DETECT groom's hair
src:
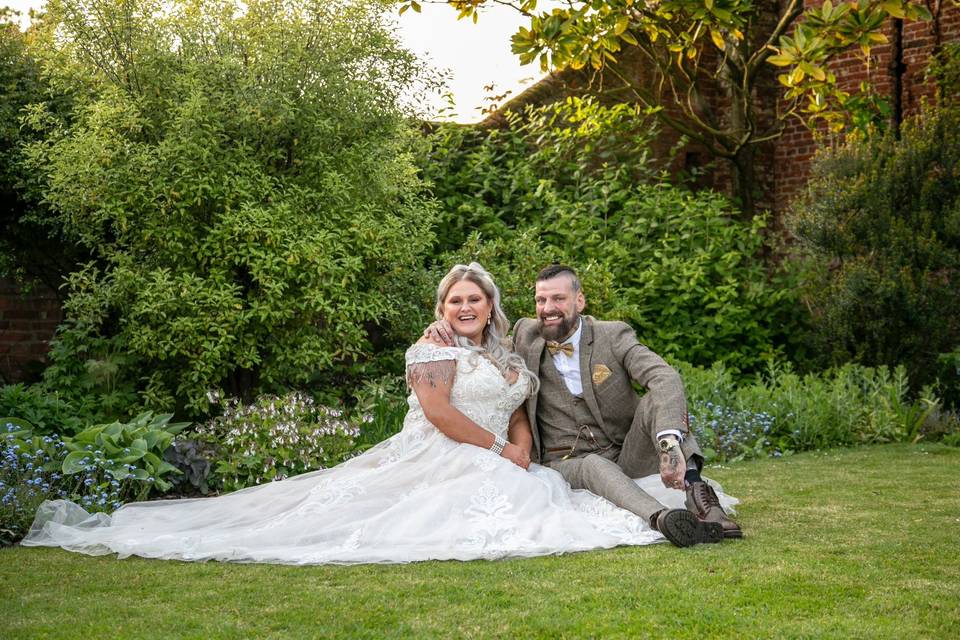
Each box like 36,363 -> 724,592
536,264 -> 581,293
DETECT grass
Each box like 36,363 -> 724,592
2,443 -> 959,639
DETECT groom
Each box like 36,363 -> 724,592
511,264 -> 741,547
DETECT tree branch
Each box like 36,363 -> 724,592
746,0 -> 804,77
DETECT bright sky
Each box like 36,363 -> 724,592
5,0 -> 550,123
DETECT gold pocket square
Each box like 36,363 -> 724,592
592,364 -> 611,386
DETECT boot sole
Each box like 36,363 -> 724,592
659,509 -> 724,547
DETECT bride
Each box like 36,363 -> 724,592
23,263 -> 731,564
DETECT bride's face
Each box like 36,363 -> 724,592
443,280 -> 492,344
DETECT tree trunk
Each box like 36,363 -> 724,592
723,59 -> 759,219
731,146 -> 758,219
890,18 -> 906,139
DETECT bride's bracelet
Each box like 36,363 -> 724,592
490,434 -> 507,456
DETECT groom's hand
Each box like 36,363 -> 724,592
423,319 -> 456,346
658,437 -> 686,490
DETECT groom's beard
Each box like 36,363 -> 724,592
537,312 -> 578,342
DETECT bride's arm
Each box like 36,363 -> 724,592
408,350 -> 529,469
507,407 -> 533,460
411,372 -> 500,450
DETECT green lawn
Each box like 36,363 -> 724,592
2,444 -> 959,639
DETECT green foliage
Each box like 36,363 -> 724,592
61,411 -> 189,499
679,360 -> 944,463
2,414 -> 187,543
162,438 -> 215,495
23,0 -> 437,414
39,321 -> 139,425
423,98 -> 805,372
198,391 -> 362,492
423,97 -> 665,253
544,186 -> 801,371
0,383 -> 83,434
928,42 -> 960,104
789,103 -> 960,398
350,375 -> 409,451
1,422 -> 67,545
0,12 -> 82,291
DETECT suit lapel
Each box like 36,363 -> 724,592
578,317 -> 606,430
525,330 -> 545,455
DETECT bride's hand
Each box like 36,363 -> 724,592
501,442 -> 531,470
422,319 -> 456,346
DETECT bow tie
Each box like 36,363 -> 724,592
546,341 -> 575,357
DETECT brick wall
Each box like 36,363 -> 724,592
0,278 -> 62,384
774,3 -> 960,212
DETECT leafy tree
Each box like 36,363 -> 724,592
23,0 -> 438,414
401,0 -> 932,216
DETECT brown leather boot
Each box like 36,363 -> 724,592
649,508 -> 724,547
685,481 -> 743,538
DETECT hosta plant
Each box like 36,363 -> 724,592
61,411 -> 190,499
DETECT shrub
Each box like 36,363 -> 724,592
423,98 -> 805,372
422,97 -> 666,254
350,375 -> 410,452
23,0 -> 438,414
197,391 -> 363,492
679,360 -> 944,462
38,323 -> 140,426
789,101 -> 960,396
0,383 -> 83,434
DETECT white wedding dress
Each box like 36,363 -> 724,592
23,344 -> 736,564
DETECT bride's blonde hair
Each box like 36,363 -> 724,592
434,262 -> 539,395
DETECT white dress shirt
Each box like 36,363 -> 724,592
550,319 -> 584,397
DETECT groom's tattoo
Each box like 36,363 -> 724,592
667,447 -> 681,470
661,447 -> 681,472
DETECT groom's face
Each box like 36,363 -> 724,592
535,275 -> 585,342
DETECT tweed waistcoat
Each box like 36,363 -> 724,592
537,351 -> 612,463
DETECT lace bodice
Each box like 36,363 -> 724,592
404,343 -> 530,440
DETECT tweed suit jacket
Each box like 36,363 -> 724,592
512,315 -> 698,474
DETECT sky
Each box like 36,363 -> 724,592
4,0 -> 550,123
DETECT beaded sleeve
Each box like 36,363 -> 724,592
404,344 -> 461,389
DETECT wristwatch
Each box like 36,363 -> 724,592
658,436 -> 680,453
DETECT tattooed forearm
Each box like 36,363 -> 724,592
667,447 -> 681,471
